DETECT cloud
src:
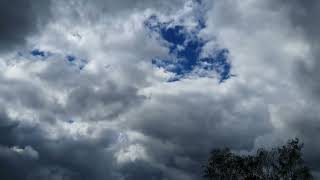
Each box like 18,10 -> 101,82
286,0 -> 320,100
0,0 -> 51,53
1,0 -> 320,179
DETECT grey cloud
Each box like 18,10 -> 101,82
276,104 -> 320,171
0,77 -> 48,109
118,160 -> 165,180
0,62 -> 148,179
0,0 -> 51,53
128,89 -> 273,179
265,0 -> 320,100
88,0 -> 184,11
72,0 -> 185,14
287,0 -> 320,100
0,145 -> 39,180
66,83 -> 145,121
267,0 -> 320,171
0,108 -> 40,180
0,55 -> 146,123
35,58 -> 146,122
2,0 -> 320,179
0,108 -> 19,147
0,112 -> 120,180
50,0 -> 185,28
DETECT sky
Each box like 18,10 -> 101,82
1,0 -> 320,179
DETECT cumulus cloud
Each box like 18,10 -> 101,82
1,0 -> 320,179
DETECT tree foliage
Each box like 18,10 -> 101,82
203,138 -> 313,180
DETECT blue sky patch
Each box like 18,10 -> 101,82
145,2 -> 232,83
65,55 -> 88,70
31,49 -> 46,57
66,55 -> 76,62
29,49 -> 88,70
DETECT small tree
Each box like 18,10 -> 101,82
203,138 -> 313,180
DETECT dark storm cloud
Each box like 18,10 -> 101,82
264,0 -> 320,174
0,146 -> 39,180
0,108 -> 18,147
118,160 -> 166,180
286,108 -> 320,169
287,0 -> 320,99
0,0 -> 51,52
0,107 -> 120,180
0,115 -> 172,180
0,72 -> 147,179
128,89 -> 273,179
0,108 -> 40,180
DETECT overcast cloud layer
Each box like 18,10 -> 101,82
1,0 -> 320,179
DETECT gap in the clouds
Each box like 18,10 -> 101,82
31,49 -> 47,57
28,49 -> 88,70
65,54 -> 88,70
66,55 -> 76,62
145,1 -> 233,83
67,119 -> 75,124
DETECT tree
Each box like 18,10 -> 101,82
203,138 -> 313,180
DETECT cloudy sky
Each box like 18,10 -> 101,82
1,0 -> 320,179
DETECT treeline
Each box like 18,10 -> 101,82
203,138 -> 313,180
